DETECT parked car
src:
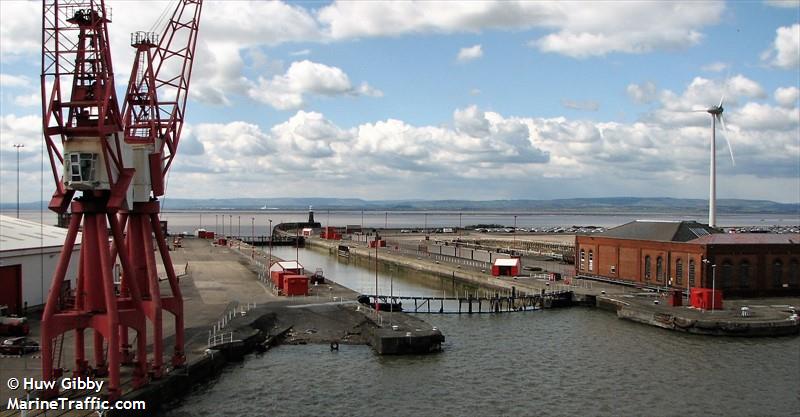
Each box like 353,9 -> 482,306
0,337 -> 39,355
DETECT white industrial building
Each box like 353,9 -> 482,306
0,215 -> 80,314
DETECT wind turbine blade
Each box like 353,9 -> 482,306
718,114 -> 735,166
718,95 -> 725,108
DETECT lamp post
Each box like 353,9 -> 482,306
458,212 -> 463,258
702,259 -> 717,312
238,215 -> 241,237
13,144 -> 24,218
513,215 -> 517,248
215,215 -> 218,234
375,231 -> 380,314
268,218 -> 273,268
384,211 -> 388,230
251,217 -> 255,259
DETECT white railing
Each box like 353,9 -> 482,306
207,302 -> 257,349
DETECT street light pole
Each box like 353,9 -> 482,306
513,215 -> 517,248
702,259 -> 717,312
251,217 -> 255,259
711,264 -> 717,312
375,232 -> 380,314
13,144 -> 24,218
268,219 -> 273,268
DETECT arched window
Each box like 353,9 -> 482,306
580,249 -> 585,271
644,255 -> 651,280
656,256 -> 664,282
773,260 -> 783,287
720,260 -> 734,289
790,260 -> 799,287
688,259 -> 696,287
588,250 -> 594,272
739,261 -> 750,288
676,258 -> 683,286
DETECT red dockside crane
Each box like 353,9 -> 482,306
40,0 -> 202,399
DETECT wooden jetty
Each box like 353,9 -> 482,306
361,291 -> 573,314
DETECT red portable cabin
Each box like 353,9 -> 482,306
270,271 -> 287,289
492,258 -> 521,276
283,275 -> 309,296
269,261 -> 303,289
690,288 -> 723,310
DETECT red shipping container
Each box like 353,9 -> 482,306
206,231 -> 215,239
690,288 -> 723,310
271,271 -> 287,289
283,274 -> 309,296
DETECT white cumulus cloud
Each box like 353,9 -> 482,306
774,86 -> 800,107
317,1 -> 723,58
247,60 -> 382,110
0,73 -> 32,88
762,23 -> 800,69
457,44 -> 483,62
627,82 -> 658,104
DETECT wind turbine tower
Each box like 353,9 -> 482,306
701,97 -> 735,228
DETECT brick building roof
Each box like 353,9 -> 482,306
599,220 -> 719,242
690,233 -> 800,245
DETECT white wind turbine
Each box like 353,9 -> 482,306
694,95 -> 735,228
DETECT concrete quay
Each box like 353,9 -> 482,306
308,237 -> 800,337
1,237 -> 443,416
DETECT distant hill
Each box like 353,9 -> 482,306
4,197 -> 797,214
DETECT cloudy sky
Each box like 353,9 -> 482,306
1,0 -> 798,204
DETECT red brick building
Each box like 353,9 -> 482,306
575,220 -> 799,297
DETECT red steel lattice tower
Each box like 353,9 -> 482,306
119,0 -> 203,378
40,0 -> 203,399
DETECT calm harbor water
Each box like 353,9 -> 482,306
162,246 -> 800,417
